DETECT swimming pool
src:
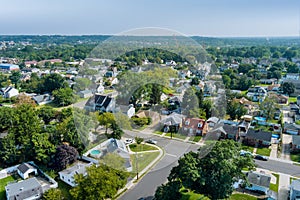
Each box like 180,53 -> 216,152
90,149 -> 101,155
254,116 -> 266,121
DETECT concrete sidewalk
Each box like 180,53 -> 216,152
278,173 -> 290,200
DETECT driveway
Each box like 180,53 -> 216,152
281,134 -> 292,160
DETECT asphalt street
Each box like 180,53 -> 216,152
119,131 -> 199,200
255,159 -> 300,177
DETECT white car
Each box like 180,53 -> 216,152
124,138 -> 134,145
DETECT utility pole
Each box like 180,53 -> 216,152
135,151 -> 139,180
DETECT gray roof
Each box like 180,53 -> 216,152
246,129 -> 272,142
292,135 -> 300,146
207,117 -> 219,124
5,177 -> 42,200
284,122 -> 300,130
17,163 -> 36,174
59,162 -> 91,176
247,171 -> 271,188
291,179 -> 300,191
160,113 -> 183,125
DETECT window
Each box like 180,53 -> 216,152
197,123 -> 202,128
185,120 -> 190,125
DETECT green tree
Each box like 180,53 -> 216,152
42,73 -> 67,93
74,78 -> 92,92
43,188 -> 63,200
161,140 -> 255,199
70,165 -> 129,200
135,136 -> 144,144
259,97 -> 278,121
227,101 -> 247,120
38,106 -> 56,124
9,71 -> 22,85
182,88 -> 198,117
150,84 -> 162,104
53,87 -> 77,106
154,181 -> 182,200
281,82 -> 295,95
97,112 -> 115,134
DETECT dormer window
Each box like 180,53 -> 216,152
185,120 -> 190,125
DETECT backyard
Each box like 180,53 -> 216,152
290,152 -> 300,162
270,173 -> 279,192
229,193 -> 258,200
0,175 -> 18,200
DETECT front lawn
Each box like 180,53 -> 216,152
289,96 -> 297,103
0,176 -> 18,199
241,144 -> 255,153
290,152 -> 300,162
130,151 -> 160,175
189,135 -> 202,142
165,132 -> 187,140
270,173 -> 279,192
129,143 -> 158,152
256,147 -> 271,156
154,131 -> 164,135
230,193 -> 258,200
180,190 -> 209,200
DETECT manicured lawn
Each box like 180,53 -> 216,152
230,193 -> 258,200
0,176 -> 18,200
165,133 -> 187,140
189,135 -> 202,142
291,152 -> 300,162
241,90 -> 247,95
289,96 -> 297,103
180,190 -> 209,200
154,131 -> 164,135
241,144 -> 255,153
129,143 -> 158,152
57,180 -> 72,199
130,151 -> 160,174
256,147 -> 271,156
270,173 -> 279,192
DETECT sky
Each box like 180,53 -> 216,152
1,0 -> 300,37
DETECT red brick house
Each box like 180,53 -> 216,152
181,118 -> 208,136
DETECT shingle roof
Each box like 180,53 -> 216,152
17,163 -> 35,174
246,129 -> 272,142
284,122 -> 300,130
292,135 -> 300,146
247,171 -> 271,188
291,179 -> 300,191
5,177 -> 42,200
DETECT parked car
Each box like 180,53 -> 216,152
254,155 -> 268,161
124,138 -> 134,145
145,139 -> 157,145
240,150 -> 253,157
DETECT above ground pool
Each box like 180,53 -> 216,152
90,149 -> 101,155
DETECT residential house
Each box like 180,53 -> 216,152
104,71 -> 117,77
284,122 -> 300,135
135,110 -> 160,123
24,60 -> 38,67
233,97 -> 253,112
0,86 -> 19,98
243,129 -> 272,147
259,78 -> 277,85
83,138 -> 132,172
176,84 -> 189,95
17,163 -> 38,180
290,179 -> 300,200
32,94 -> 53,105
59,162 -> 93,187
267,84 -> 280,92
207,123 -> 239,141
207,117 -> 220,128
166,60 -> 177,66
245,171 -> 271,195
0,63 -> 19,71
291,135 -> 300,152
116,104 -> 135,118
5,177 -> 43,200
160,113 -> 184,132
269,93 -> 288,104
96,84 -> 105,94
109,77 -> 119,85
181,118 -> 208,136
78,90 -> 93,98
247,86 -> 267,102
85,94 -> 115,112
285,73 -> 300,80
178,70 -> 191,79
204,81 -> 216,97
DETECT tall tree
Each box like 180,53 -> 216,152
70,165 -> 129,200
157,140 -> 255,199
281,82 -> 295,95
52,144 -> 79,171
53,87 -> 77,106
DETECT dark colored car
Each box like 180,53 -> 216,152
254,155 -> 268,161
145,139 -> 157,145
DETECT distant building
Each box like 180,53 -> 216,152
0,63 -> 19,71
0,86 -> 19,98
5,177 -> 43,200
78,90 -> 93,98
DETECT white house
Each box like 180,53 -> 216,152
285,73 -> 300,80
247,86 -> 267,102
59,162 -> 93,187
166,60 -> 177,66
117,104 -> 135,118
17,163 -> 38,180
0,86 -> 19,98
96,84 -> 105,94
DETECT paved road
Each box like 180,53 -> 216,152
255,159 -> 300,177
119,131 -> 199,200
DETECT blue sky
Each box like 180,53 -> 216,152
1,0 -> 300,36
